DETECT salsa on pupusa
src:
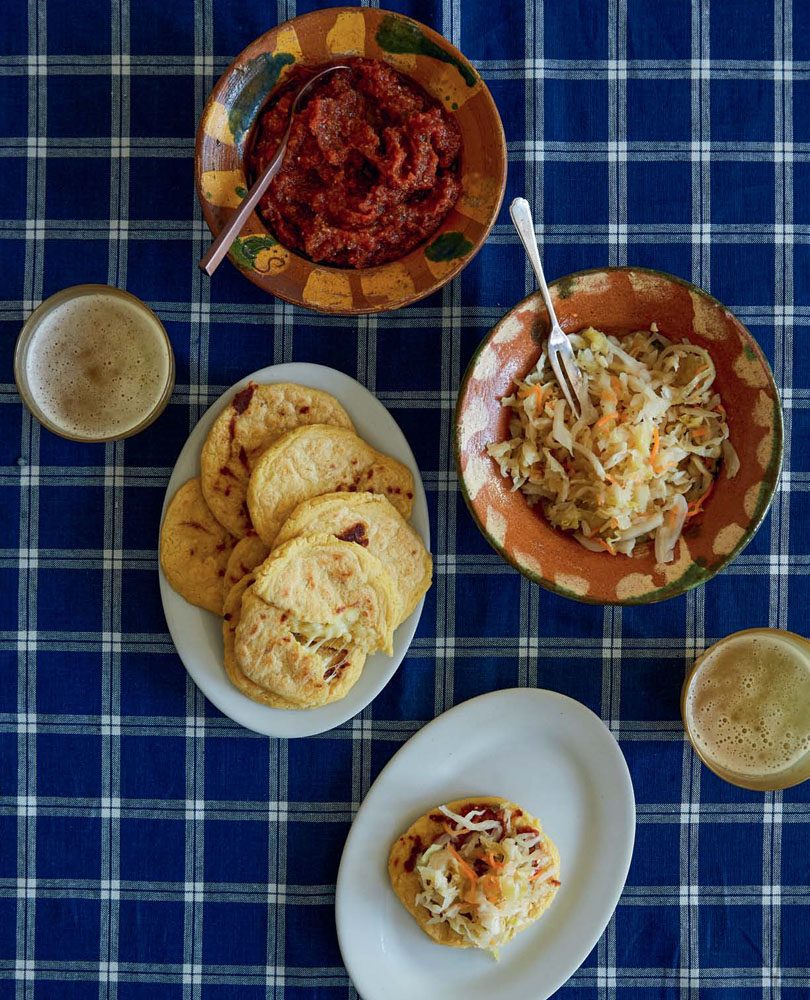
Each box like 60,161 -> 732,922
248,58 -> 462,268
389,797 -> 560,957
159,381 -> 432,710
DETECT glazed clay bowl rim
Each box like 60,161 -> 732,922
14,283 -> 176,444
680,627 -> 810,791
454,265 -> 784,606
194,6 -> 507,315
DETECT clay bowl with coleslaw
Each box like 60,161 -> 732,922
455,267 -> 783,605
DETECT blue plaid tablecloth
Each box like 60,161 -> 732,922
1,0 -> 809,996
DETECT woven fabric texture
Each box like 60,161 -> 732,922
0,0 -> 808,996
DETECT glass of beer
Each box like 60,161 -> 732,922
681,628 -> 810,791
14,284 -> 175,443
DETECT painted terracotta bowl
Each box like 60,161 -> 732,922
455,267 -> 783,605
195,7 -> 506,314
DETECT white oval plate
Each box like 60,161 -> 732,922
336,688 -> 635,1000
158,363 -> 429,738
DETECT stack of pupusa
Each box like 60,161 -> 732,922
159,381 -> 432,710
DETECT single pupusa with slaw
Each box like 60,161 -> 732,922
488,326 -> 739,563
389,797 -> 560,957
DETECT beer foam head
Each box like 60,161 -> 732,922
685,632 -> 810,778
23,291 -> 171,440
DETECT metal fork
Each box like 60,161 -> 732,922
509,197 -> 587,420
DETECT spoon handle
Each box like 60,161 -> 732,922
198,135 -> 289,277
509,197 -> 559,329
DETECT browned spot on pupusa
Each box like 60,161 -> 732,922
180,520 -> 211,533
336,522 -> 369,546
232,383 -> 256,415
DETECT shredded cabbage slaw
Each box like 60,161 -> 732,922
413,802 -> 559,956
487,326 -> 739,562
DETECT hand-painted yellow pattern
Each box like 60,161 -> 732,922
627,270 -> 670,299
712,523 -> 745,556
458,397 -> 489,451
573,271 -> 612,295
458,172 -> 501,225
273,24 -> 303,62
204,101 -> 235,146
757,429 -> 774,469
733,347 -> 769,388
421,63 -> 480,109
661,538 -> 692,584
492,311 -> 526,345
326,10 -> 366,55
200,169 -> 247,208
688,290 -> 729,342
254,245 -> 290,275
380,52 -> 417,73
471,344 -> 500,381
424,256 -> 458,282
513,548 -> 543,578
744,482 -> 761,518
463,453 -> 490,502
616,573 -> 656,600
360,264 -> 415,303
554,573 -> 589,596
302,269 -> 353,311
753,388 -> 774,427
484,506 -> 507,547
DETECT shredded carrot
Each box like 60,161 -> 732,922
448,845 -> 478,889
481,873 -> 502,903
531,385 -> 545,409
653,461 -> 677,473
611,376 -> 623,394
530,863 -> 552,882
650,425 -> 660,464
595,536 -> 616,556
692,426 -> 709,439
484,852 -> 504,870
594,412 -> 618,429
687,478 -> 716,518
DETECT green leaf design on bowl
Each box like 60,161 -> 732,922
555,275 -> 578,299
375,14 -> 477,87
228,52 -> 296,146
425,231 -> 473,262
230,234 -> 279,270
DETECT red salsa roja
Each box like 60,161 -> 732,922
247,58 -> 462,268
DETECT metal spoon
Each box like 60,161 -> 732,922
509,197 -> 588,420
199,65 -> 350,277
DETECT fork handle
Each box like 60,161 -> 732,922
509,198 -> 559,329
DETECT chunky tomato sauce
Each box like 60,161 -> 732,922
248,58 -> 462,268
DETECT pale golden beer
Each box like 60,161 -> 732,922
682,628 -> 810,790
15,285 -> 174,442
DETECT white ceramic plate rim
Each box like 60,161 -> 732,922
158,362 -> 430,738
335,688 -> 636,1000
